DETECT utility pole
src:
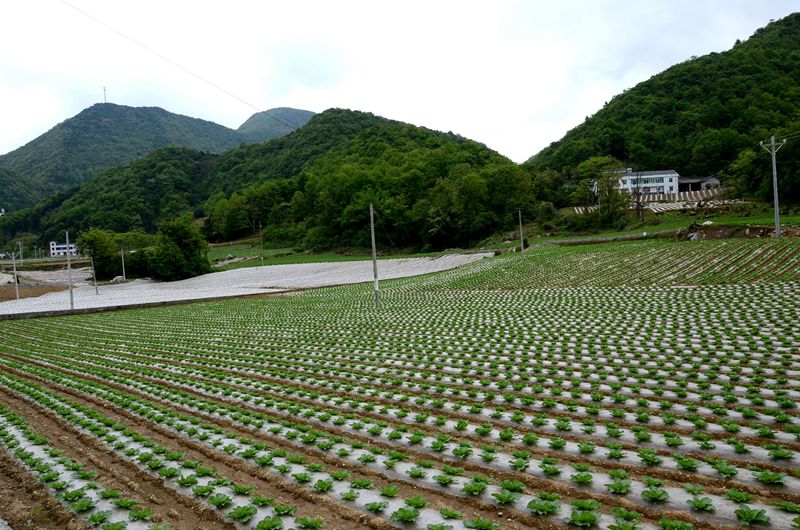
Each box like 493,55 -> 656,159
760,135 -> 787,237
518,209 -> 525,252
369,204 -> 381,309
18,241 -> 23,267
65,231 -> 74,311
120,247 -> 126,281
259,221 -> 264,261
90,255 -> 99,295
11,251 -> 19,300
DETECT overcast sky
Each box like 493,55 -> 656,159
1,1 -> 797,163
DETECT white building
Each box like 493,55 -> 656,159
617,169 -> 679,196
49,241 -> 78,258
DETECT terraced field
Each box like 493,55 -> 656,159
0,238 -> 798,530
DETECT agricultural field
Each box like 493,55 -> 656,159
0,238 -> 798,530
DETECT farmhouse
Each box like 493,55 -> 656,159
49,240 -> 78,257
616,168 -> 680,195
605,168 -> 721,197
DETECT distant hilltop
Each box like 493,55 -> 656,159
0,103 -> 314,211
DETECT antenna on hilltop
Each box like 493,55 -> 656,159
103,86 -> 107,103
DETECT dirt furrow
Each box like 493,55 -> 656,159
0,384 -> 234,530
0,445 -> 85,530
2,359 -> 743,530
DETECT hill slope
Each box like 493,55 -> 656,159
2,109 -> 530,250
237,107 -> 315,143
0,103 -> 316,212
525,13 -> 800,200
0,103 -> 241,210
0,167 -> 42,214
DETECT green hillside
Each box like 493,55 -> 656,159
526,13 -> 800,202
237,107 -> 315,143
0,103 -> 316,213
2,109 -> 531,250
0,167 -> 43,213
0,103 -> 240,210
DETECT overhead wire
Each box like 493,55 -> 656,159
372,207 -> 400,256
59,0 -> 297,131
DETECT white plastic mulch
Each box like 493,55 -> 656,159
0,253 -> 492,316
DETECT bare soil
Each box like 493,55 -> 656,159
0,441 -> 86,530
0,285 -> 66,303
0,385 -> 233,530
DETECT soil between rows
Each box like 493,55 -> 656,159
8,327 -> 793,437
0,359 -> 556,530
0,381 -> 387,530
0,444 -> 85,530
7,359 -> 748,530
0,385 -> 234,530
11,346 -> 796,472
49,341 -> 798,428
34,349 -> 795,499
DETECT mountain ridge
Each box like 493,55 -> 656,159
0,103 -> 314,211
0,108 -> 528,251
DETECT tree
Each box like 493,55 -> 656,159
148,217 -> 210,281
77,229 -> 119,280
576,156 -> 630,224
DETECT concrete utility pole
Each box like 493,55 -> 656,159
11,251 -> 19,300
18,241 -> 23,267
66,231 -> 74,310
518,209 -> 525,252
120,248 -> 126,281
760,135 -> 787,238
369,203 -> 381,309
90,255 -> 99,295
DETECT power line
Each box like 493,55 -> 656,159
372,207 -> 400,256
59,0 -> 297,132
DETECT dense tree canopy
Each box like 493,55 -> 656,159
2,109 -> 535,252
526,14 -> 800,203
148,217 -> 210,281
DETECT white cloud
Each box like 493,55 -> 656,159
0,0 -> 797,162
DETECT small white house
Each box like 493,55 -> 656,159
49,241 -> 78,258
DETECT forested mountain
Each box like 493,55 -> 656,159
0,103 -> 314,211
237,107 -> 315,143
0,167 -> 41,213
1,109 -> 531,249
526,13 -> 800,201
